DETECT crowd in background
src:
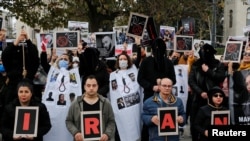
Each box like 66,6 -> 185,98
0,25 -> 249,141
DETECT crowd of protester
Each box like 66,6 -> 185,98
0,25 -> 249,141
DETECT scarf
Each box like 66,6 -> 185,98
237,62 -> 250,71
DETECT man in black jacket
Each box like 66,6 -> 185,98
188,43 -> 226,141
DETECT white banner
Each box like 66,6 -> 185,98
42,66 -> 82,141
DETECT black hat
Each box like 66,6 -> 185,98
202,43 -> 217,54
207,86 -> 225,105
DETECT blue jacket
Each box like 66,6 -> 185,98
142,93 -> 186,141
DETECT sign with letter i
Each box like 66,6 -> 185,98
13,106 -> 39,137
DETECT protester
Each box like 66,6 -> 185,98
188,43 -> 226,141
228,48 -> 250,124
40,45 -> 58,74
142,78 -> 185,141
0,79 -> 51,141
138,38 -> 176,141
42,53 -> 82,141
1,29 -> 39,105
0,29 -> 7,51
66,75 -> 115,141
194,86 -> 228,141
109,51 -> 143,141
79,47 -> 109,97
133,37 -> 147,68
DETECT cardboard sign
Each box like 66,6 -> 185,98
158,107 -> 178,136
174,35 -> 193,52
223,41 -> 243,63
13,106 -> 39,138
211,110 -> 230,125
159,26 -> 175,50
54,31 -> 80,49
81,111 -> 103,140
95,32 -> 116,57
126,12 -> 149,39
181,17 -> 195,35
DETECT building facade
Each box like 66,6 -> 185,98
223,0 -> 250,43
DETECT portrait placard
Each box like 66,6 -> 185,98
13,106 -> 39,138
158,107 -> 178,136
223,41 -> 243,63
53,31 -> 80,50
211,110 -> 230,125
68,21 -> 89,32
36,33 -> 53,53
160,26 -> 175,50
81,111 -> 103,141
181,17 -> 195,35
126,12 -> 149,39
174,35 -> 193,52
95,32 -> 116,57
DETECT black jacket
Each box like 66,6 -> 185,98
1,40 -> 40,103
194,105 -> 228,141
0,98 -> 51,141
138,56 -> 176,101
188,59 -> 226,106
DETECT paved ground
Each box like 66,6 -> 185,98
180,123 -> 192,141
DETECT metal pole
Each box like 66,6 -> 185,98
212,0 -> 217,47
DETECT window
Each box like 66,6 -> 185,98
247,8 -> 250,25
229,10 -> 233,28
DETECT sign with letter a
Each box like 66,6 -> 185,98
81,111 -> 103,140
158,107 -> 178,136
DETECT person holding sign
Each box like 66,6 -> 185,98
65,75 -> 115,141
142,78 -> 185,141
0,79 -> 51,141
1,28 -> 39,105
194,86 -> 228,141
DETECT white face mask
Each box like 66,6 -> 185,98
73,63 -> 78,68
119,60 -> 128,69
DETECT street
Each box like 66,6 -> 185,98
180,123 -> 192,141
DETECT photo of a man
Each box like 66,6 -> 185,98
95,32 -> 116,57
175,35 -> 193,51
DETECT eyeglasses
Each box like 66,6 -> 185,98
243,52 -> 250,56
213,94 -> 223,98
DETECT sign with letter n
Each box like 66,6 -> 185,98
211,110 -> 230,125
81,111 -> 103,140
158,107 -> 178,136
13,106 -> 39,138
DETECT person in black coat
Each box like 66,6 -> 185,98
137,38 -> 176,141
138,38 -> 176,101
188,43 -> 226,141
0,79 -> 51,141
194,86 -> 228,141
79,47 -> 109,97
1,30 -> 39,104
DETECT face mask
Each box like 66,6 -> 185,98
73,63 -> 78,68
119,60 -> 128,69
58,60 -> 69,69
0,64 -> 5,72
